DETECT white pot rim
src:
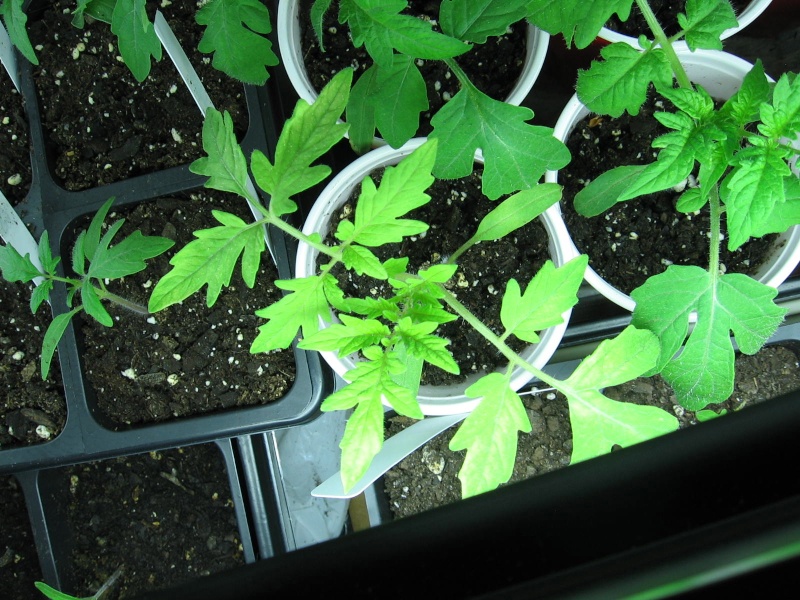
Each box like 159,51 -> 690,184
546,48 -> 800,312
598,0 -> 773,48
297,138 -> 576,415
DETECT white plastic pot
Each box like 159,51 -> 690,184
296,139 -> 577,416
277,0 -> 549,123
599,0 -> 773,49
547,48 -> 800,312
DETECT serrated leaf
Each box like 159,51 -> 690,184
449,372 -> 530,497
111,0 -> 162,82
299,314 -> 389,355
191,109 -> 253,202
87,230 -> 174,280
37,231 -> 58,276
759,72 -> 800,141
351,140 -> 436,245
0,243 -> 42,283
148,211 -> 264,311
346,64 -> 379,154
252,69 -> 352,216
678,0 -> 738,51
749,176 -> 800,238
719,60 -> 770,127
1,0 -> 37,64
310,0 -> 333,48
196,0 -> 278,85
631,266 -> 786,409
725,143 -> 791,249
574,165 -> 647,217
81,282 -> 112,327
373,54 -> 428,148
430,88 -> 570,199
567,389 -> 679,463
525,0 -> 633,49
395,318 -> 459,374
340,0 -> 468,66
30,280 -> 52,314
439,0 -> 528,43
84,197 -> 115,264
335,395 -> 385,492
577,43 -> 673,118
659,85 -> 715,120
500,255 -> 587,343
251,276 -> 329,352
41,308 -> 81,380
472,184 -> 561,243
341,244 -> 388,279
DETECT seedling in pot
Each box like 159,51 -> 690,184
527,0 -> 800,409
306,0 -> 569,199
35,565 -> 123,600
0,197 -> 174,379
148,68 -> 679,498
2,0 -> 277,83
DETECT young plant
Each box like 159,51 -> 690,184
3,0 -> 277,84
149,68 -> 679,497
308,0 -> 571,200
35,565 -> 123,600
0,197 -> 174,379
526,0 -> 800,409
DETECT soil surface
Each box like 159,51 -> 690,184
60,444 -> 244,599
0,274 -> 67,448
327,169 -> 551,386
0,70 -> 32,206
0,475 -> 42,600
298,0 -> 527,136
77,191 -> 295,426
605,0 -> 750,38
28,0 -> 248,191
558,93 -> 776,294
385,342 -> 800,518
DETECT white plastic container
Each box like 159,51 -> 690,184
296,139 -> 577,416
547,48 -> 800,312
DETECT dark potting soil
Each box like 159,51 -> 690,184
60,444 -> 244,599
327,169 -> 551,386
28,0 -> 249,191
559,93 -> 776,294
605,0 -> 751,38
77,192 -> 295,426
299,0 -> 527,137
0,476 -> 42,600
0,71 -> 32,206
0,274 -> 67,448
385,343 -> 800,518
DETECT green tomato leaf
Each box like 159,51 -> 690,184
251,275 -> 330,352
87,230 -> 174,280
30,280 -> 53,314
81,282 -> 112,327
195,0 -> 278,85
525,0 -> 634,49
41,307 -> 81,380
350,139 -> 437,245
252,69 -> 352,217
748,175 -> 800,238
191,109 -> 253,201
148,211 -> 264,311
339,0 -> 468,66
341,244 -> 389,279
631,266 -> 786,409
430,88 -> 570,199
500,255 -> 587,343
0,0 -> 37,64
0,243 -> 42,283
334,394 -> 385,493
346,64 -> 379,155
373,54 -> 428,148
449,372 -> 530,497
719,60 -> 770,127
299,314 -> 389,355
577,43 -> 673,117
759,72 -> 800,141
678,0 -> 738,51
395,318 -> 459,374
471,184 -> 561,243
111,0 -> 162,83
310,0 -> 333,48
574,165 -> 647,217
439,0 -> 528,43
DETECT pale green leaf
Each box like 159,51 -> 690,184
574,165 -> 646,217
111,0 -> 162,82
430,88 -> 570,199
299,314 -> 389,355
577,43 -> 673,117
341,244 -> 388,279
471,184 -> 561,243
395,318 -> 459,374
196,0 -> 278,85
191,109 -> 253,201
678,0 -> 738,51
748,176 -> 800,238
148,212 -> 264,311
719,60 -> 770,127
758,72 -> 800,140
251,276 -> 330,352
35,580 -> 93,600
500,255 -> 587,343
439,0 -> 528,43
525,0 -> 633,49
337,396 -> 385,492
449,372 -> 530,497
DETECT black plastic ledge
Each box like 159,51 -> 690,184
140,385 -> 800,599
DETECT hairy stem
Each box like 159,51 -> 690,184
708,186 -> 723,280
635,0 -> 692,89
96,287 -> 150,316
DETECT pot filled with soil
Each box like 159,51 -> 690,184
296,138 -> 577,416
277,0 -> 549,147
547,49 -> 800,311
600,0 -> 772,48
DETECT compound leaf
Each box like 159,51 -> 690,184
678,0 -> 738,51
299,314 -> 389,356
191,109 -> 253,201
525,0 -> 633,49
